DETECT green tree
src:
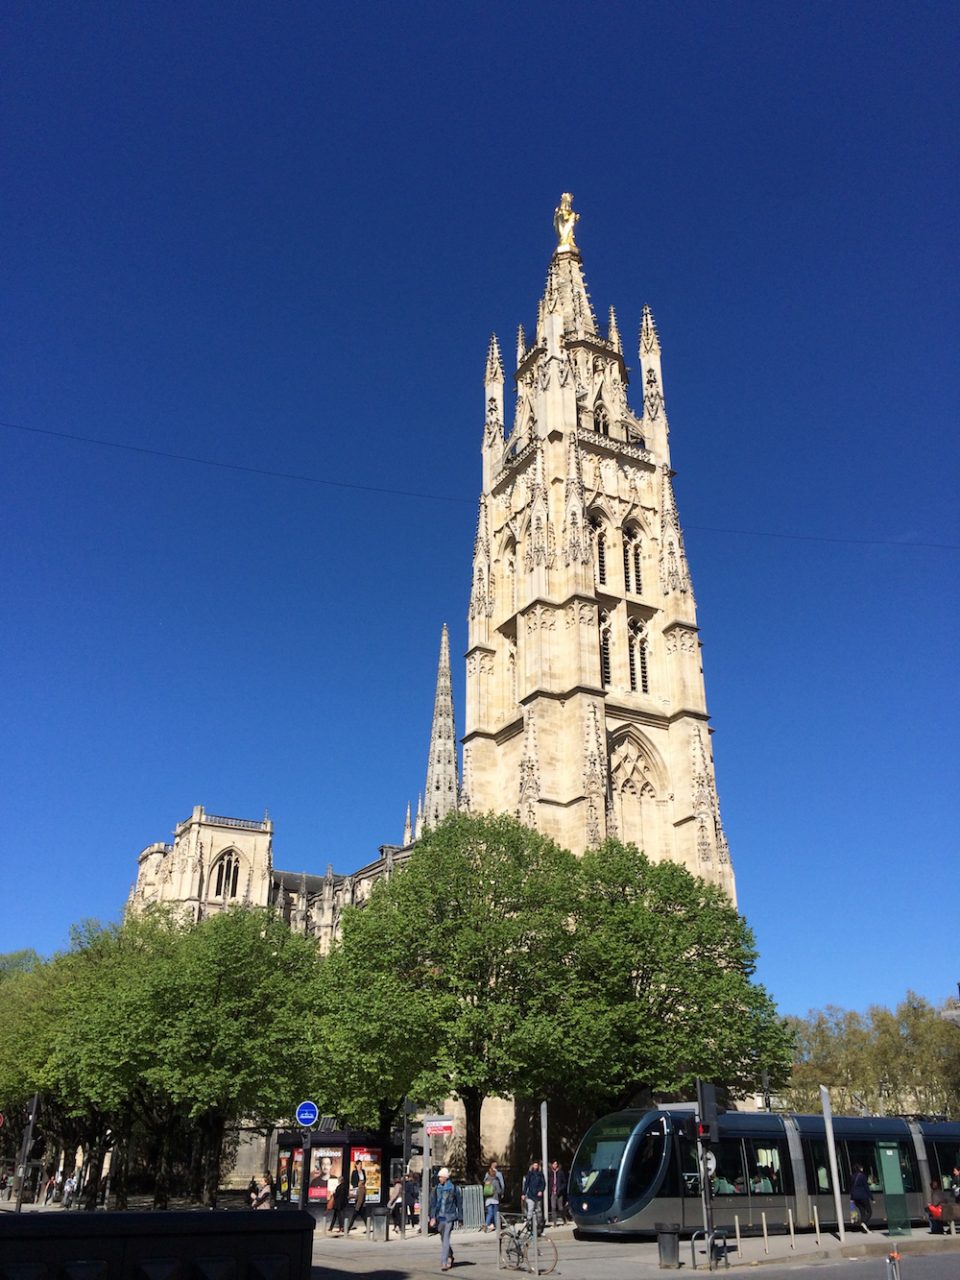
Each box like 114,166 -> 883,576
145,907 -> 323,1204
0,949 -> 42,979
565,840 -> 793,1109
317,812 -> 581,1176
786,993 -> 960,1117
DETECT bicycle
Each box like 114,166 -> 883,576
497,1212 -> 558,1274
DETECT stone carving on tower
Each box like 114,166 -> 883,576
463,196 -> 736,900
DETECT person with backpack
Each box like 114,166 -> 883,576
482,1160 -> 504,1231
428,1166 -> 463,1271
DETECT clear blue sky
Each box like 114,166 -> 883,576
3,1 -> 958,1020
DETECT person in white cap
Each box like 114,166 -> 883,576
428,1167 -> 463,1270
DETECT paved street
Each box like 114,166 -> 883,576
306,1222 -> 960,1280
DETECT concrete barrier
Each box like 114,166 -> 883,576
0,1208 -> 315,1280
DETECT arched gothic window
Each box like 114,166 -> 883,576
628,618 -> 649,694
594,404 -> 610,437
214,851 -> 240,899
622,527 -> 643,595
590,516 -> 607,587
599,609 -> 612,688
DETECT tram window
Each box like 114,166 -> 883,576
843,1141 -> 881,1192
570,1117 -> 634,1199
623,1128 -> 666,1202
802,1139 -> 833,1193
895,1141 -> 918,1192
746,1139 -> 792,1195
932,1141 -> 960,1185
678,1133 -> 701,1197
711,1138 -> 746,1195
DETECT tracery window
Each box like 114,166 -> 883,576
599,609 -> 612,688
628,618 -> 649,694
594,404 -> 610,437
590,516 -> 607,587
213,851 -> 240,898
622,527 -> 643,595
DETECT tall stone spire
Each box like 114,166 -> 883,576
403,802 -> 412,847
423,624 -> 459,831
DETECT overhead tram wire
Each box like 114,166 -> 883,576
2,417 -> 958,553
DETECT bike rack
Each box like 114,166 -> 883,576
690,1228 -> 730,1271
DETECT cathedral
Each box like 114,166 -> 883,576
129,195 -> 735,938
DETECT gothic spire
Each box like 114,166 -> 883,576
659,467 -> 693,597
535,197 -> 598,344
423,624 -> 459,831
415,793 -> 423,841
516,323 -> 526,367
608,306 -> 622,353
639,304 -> 661,357
485,333 -> 504,384
403,802 -> 412,847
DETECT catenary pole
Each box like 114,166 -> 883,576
819,1085 -> 845,1243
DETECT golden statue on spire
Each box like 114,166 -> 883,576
554,192 -> 580,251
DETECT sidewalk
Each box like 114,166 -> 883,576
308,1221 -> 960,1278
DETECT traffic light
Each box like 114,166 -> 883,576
696,1080 -> 718,1144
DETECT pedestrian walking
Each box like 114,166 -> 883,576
522,1160 -> 545,1229
849,1164 -> 873,1229
429,1166 -> 463,1271
547,1160 -> 568,1226
328,1177 -> 348,1234
482,1160 -> 504,1231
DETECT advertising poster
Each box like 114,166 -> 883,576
277,1152 -> 291,1201
308,1146 -> 343,1205
349,1145 -> 383,1205
290,1148 -> 303,1201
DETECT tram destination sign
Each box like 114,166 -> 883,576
424,1115 -> 455,1136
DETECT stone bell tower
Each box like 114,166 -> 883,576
461,196 -> 736,900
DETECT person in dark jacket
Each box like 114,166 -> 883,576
429,1167 -> 463,1271
344,1162 -> 367,1234
850,1164 -> 873,1229
522,1160 -> 546,1228
328,1177 -> 348,1234
547,1160 -> 568,1226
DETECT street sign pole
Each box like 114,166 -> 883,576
402,1097 -> 413,1240
14,1094 -> 39,1215
294,1101 -> 319,1212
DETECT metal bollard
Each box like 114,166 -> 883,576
813,1204 -> 820,1245
788,1207 -> 795,1249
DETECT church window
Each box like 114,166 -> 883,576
599,610 -> 612,688
214,852 -> 240,898
628,618 -> 649,694
623,528 -> 643,594
591,517 -> 607,586
594,404 -> 610,437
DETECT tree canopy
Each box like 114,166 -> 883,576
317,814 -> 791,1176
785,993 -> 960,1117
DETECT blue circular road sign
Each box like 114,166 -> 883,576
295,1100 -> 319,1127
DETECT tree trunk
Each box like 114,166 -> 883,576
111,1133 -> 129,1211
80,1134 -> 106,1212
201,1113 -> 225,1208
461,1086 -> 484,1182
154,1125 -> 173,1210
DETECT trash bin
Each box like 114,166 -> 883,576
655,1222 -> 681,1269
370,1206 -> 390,1241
